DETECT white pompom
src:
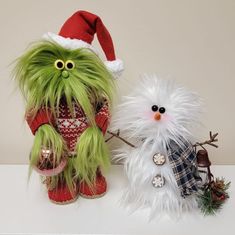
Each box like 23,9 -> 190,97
104,59 -> 124,78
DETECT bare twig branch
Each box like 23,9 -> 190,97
105,130 -> 136,148
106,129 -> 218,151
193,131 -> 219,149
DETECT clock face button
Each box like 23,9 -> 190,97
152,174 -> 165,188
153,153 -> 166,165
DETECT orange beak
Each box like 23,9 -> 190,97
154,112 -> 161,121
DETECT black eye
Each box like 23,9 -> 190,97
151,105 -> 158,112
54,59 -> 64,70
65,60 -> 75,70
159,107 -> 166,114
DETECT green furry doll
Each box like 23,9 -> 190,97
14,10 -> 123,204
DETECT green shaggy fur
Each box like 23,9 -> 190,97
30,124 -> 66,167
75,126 -> 110,185
14,40 -> 114,188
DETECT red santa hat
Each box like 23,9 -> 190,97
43,10 -> 124,77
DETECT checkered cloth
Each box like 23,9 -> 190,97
168,141 -> 198,197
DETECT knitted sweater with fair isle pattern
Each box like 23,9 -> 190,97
26,99 -> 110,153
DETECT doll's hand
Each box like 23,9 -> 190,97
30,124 -> 66,170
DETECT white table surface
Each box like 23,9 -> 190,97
0,165 -> 234,235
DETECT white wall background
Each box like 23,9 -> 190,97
0,0 -> 234,164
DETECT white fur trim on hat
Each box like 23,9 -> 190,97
43,32 -> 123,78
43,32 -> 97,53
104,59 -> 124,78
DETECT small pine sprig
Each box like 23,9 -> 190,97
198,178 -> 230,215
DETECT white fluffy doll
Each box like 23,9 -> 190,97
112,75 -> 202,219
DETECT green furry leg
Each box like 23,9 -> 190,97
46,158 -> 77,193
40,126 -> 110,193
74,126 -> 110,185
30,124 -> 66,173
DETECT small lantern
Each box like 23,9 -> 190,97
196,149 -> 213,183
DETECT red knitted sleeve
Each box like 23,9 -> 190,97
26,108 -> 55,135
95,101 -> 110,135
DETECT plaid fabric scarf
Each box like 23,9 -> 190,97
168,141 -> 198,197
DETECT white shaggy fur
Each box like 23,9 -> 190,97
111,75 -> 201,219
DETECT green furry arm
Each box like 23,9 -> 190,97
74,126 -> 110,185
30,124 -> 66,168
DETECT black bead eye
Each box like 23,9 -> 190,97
159,107 -> 166,114
65,60 -> 75,70
54,59 -> 64,70
151,105 -> 158,112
